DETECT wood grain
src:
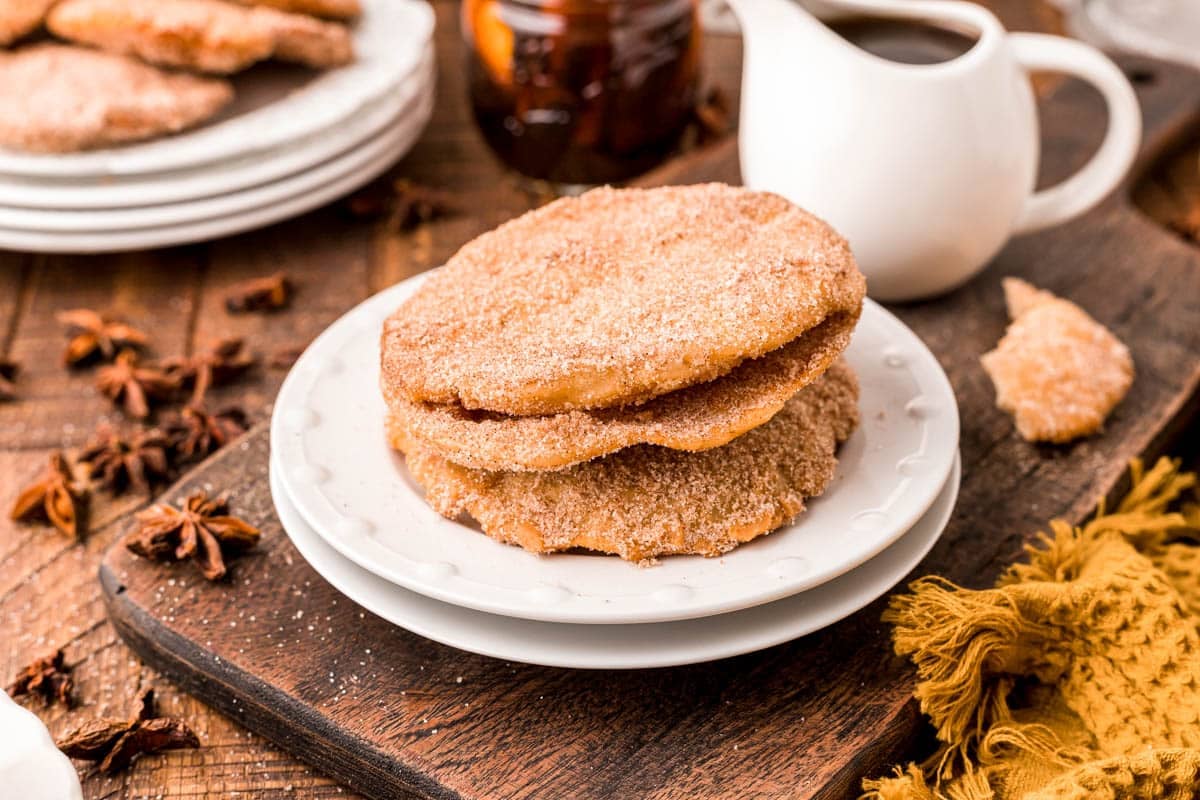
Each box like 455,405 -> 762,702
98,50 -> 1200,800
0,1 -> 1196,798
0,3 -> 741,798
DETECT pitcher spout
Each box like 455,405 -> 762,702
723,0 -> 832,54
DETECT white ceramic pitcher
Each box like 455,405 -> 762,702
725,0 -> 1142,301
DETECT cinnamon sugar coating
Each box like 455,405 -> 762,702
392,361 -> 859,562
981,278 -> 1134,443
0,44 -> 232,153
0,0 -> 57,46
388,312 -> 857,471
47,0 -> 353,75
381,184 -> 865,416
226,0 -> 361,20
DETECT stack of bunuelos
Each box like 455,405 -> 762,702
381,183 -> 867,563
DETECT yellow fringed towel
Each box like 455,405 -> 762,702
863,457 -> 1200,800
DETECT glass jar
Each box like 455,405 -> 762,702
463,0 -> 701,186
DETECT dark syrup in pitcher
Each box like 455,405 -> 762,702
828,16 -> 978,65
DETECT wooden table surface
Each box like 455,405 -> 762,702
3,1 -> 1186,798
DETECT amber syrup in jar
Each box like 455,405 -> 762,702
464,0 -> 701,186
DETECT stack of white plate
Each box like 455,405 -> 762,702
0,0 -> 434,254
269,273 -> 962,669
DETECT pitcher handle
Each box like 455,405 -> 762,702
1010,33 -> 1141,235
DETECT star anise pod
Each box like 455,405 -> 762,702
224,272 -> 291,313
164,338 -> 256,405
125,491 -> 260,581
56,309 -> 148,368
58,688 -> 199,774
267,344 -> 304,369
78,425 -> 172,496
8,648 -> 74,708
165,404 -> 249,463
9,452 -> 87,539
1168,202 -> 1200,242
95,350 -> 181,419
343,183 -> 389,218
0,358 -> 17,400
345,178 -> 460,231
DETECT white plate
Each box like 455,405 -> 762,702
0,90 -> 430,253
0,46 -> 433,211
270,276 -> 960,625
0,0 -> 434,179
270,454 -> 960,669
0,79 -> 432,232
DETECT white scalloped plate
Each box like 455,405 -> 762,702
0,692 -> 83,800
270,274 -> 960,625
270,455 -> 960,668
0,90 -> 429,253
0,78 -> 431,232
0,45 -> 433,211
0,0 -> 433,178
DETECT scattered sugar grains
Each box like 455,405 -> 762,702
382,183 -> 865,416
981,278 -> 1134,443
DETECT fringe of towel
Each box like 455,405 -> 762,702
862,458 -> 1198,800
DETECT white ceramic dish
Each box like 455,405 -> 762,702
0,46 -> 433,211
0,0 -> 435,179
1058,0 -> 1200,71
270,275 -> 960,625
0,90 -> 430,253
0,693 -> 83,800
0,83 -> 432,232
729,0 -> 1139,301
270,454 -> 960,669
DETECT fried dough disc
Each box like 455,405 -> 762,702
47,0 -> 353,74
981,278 -> 1133,443
0,44 -> 233,153
382,183 -> 865,416
262,6 -> 354,67
0,0 -> 57,46
227,0 -> 361,20
392,361 -> 860,562
388,312 -> 857,471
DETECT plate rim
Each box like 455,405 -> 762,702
0,46 -> 434,211
270,274 -> 961,625
0,90 -> 431,253
0,79 -> 430,232
268,454 -> 961,669
0,0 -> 434,178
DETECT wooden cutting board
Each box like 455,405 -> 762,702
100,54 -> 1200,799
